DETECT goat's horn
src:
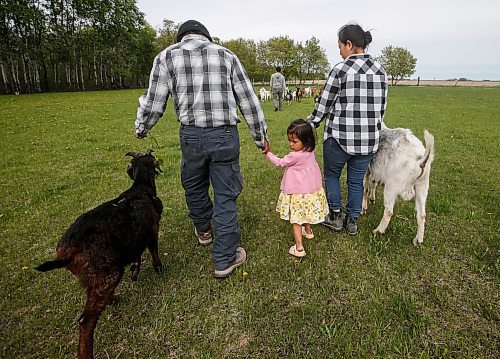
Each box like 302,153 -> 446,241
125,151 -> 140,158
145,148 -> 155,155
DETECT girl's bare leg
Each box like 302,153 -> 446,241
292,223 -> 304,251
303,223 -> 312,236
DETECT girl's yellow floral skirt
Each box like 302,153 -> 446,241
276,188 -> 329,225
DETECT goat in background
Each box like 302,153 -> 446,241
36,149 -> 164,359
259,87 -> 270,101
362,124 -> 435,246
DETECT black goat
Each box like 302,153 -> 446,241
36,149 -> 163,359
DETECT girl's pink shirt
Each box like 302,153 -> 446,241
266,150 -> 323,194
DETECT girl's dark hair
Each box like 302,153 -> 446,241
287,119 -> 315,152
338,23 -> 372,49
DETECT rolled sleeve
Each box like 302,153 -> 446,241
135,53 -> 171,135
232,57 -> 268,148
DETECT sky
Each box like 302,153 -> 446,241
135,0 -> 500,80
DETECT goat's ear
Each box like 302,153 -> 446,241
145,148 -> 155,156
125,151 -> 140,158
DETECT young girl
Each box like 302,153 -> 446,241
264,119 -> 329,257
307,23 -> 388,235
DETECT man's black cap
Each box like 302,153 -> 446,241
176,20 -> 212,42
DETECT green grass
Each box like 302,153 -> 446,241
0,86 -> 498,358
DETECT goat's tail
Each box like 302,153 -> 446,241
418,130 -> 435,176
423,130 -> 435,165
35,258 -> 71,272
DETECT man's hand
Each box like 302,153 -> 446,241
135,131 -> 147,139
261,139 -> 270,154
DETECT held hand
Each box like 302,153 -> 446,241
134,131 -> 147,139
261,139 -> 270,155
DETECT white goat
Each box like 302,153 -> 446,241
362,124 -> 435,246
259,87 -> 270,101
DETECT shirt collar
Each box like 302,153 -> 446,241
182,34 -> 210,42
346,53 -> 371,60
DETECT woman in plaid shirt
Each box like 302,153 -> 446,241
307,23 -> 388,235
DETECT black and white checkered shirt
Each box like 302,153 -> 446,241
307,53 -> 388,155
136,34 -> 268,148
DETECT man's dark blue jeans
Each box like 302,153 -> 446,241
179,125 -> 242,271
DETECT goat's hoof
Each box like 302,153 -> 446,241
130,273 -> 138,281
154,264 -> 163,274
412,237 -> 423,246
373,228 -> 383,235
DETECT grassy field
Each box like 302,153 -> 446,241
0,86 -> 498,358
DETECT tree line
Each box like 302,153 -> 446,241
1,0 -> 157,94
1,1 -> 330,94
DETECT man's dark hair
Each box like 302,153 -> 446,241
276,66 -> 282,72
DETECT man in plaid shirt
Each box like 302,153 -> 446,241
135,20 -> 269,278
307,23 -> 387,235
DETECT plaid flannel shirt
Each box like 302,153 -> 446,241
136,34 -> 268,148
307,53 -> 388,155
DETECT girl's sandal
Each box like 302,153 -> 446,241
301,227 -> 314,239
289,244 -> 306,258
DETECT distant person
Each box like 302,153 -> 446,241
135,20 -> 270,278
307,23 -> 388,235
270,66 -> 286,111
263,119 -> 328,257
